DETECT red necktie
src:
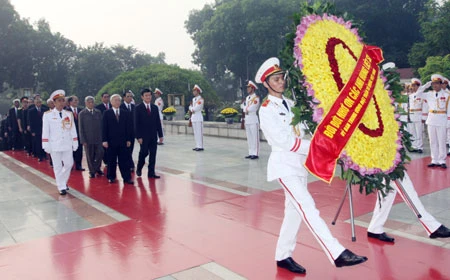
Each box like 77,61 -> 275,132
146,105 -> 151,115
74,108 -> 77,120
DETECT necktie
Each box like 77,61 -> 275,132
115,110 -> 119,121
128,104 -> 131,111
74,108 -> 78,119
59,112 -> 62,118
146,105 -> 151,115
106,104 -> 109,110
282,100 -> 289,111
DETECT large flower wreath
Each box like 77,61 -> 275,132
289,14 -> 410,195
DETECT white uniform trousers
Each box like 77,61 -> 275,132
245,123 -> 259,156
192,121 -> 203,149
447,128 -> 450,151
428,125 -> 447,164
407,122 -> 424,150
276,176 -> 345,264
50,150 -> 73,191
368,172 -> 441,235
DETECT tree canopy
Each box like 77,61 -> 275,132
417,54 -> 450,82
98,64 -> 219,109
408,1 -> 450,69
185,0 -> 301,81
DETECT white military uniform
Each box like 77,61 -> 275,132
419,88 -> 450,165
154,96 -> 164,121
154,95 -> 164,143
368,172 -> 441,236
259,94 -> 345,264
407,92 -> 425,151
241,93 -> 260,156
189,95 -> 204,149
42,108 -> 78,192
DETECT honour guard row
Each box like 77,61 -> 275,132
401,74 -> 450,168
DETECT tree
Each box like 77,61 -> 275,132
334,0 -> 427,68
417,54 -> 450,82
408,1 -> 450,69
31,19 -> 77,93
69,43 -> 166,102
0,0 -> 34,88
98,64 -> 219,118
185,0 -> 302,81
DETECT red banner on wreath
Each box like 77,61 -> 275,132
304,45 -> 384,183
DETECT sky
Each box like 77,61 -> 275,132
10,0 -> 213,69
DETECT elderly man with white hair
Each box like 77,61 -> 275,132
79,96 -> 104,178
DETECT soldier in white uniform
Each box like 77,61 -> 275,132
154,88 -> 164,145
256,57 -> 367,274
42,90 -> 78,195
441,78 -> 450,154
241,80 -> 260,159
407,78 -> 425,153
189,84 -> 204,151
418,74 -> 450,168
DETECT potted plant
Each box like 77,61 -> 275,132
162,106 -> 177,120
220,108 -> 239,124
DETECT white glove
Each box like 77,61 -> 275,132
299,138 -> 311,155
72,143 -> 79,151
424,81 -> 432,89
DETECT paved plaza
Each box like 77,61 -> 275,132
0,130 -> 449,279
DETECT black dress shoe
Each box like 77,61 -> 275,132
334,249 -> 368,267
417,149 -> 423,154
193,148 -> 199,151
148,174 -> 161,179
89,172 -> 95,178
250,155 -> 259,159
59,189 -> 67,195
276,257 -> 306,274
157,142 -> 164,145
96,170 -> 104,176
440,164 -> 447,169
367,232 -> 395,243
447,152 -> 450,156
245,155 -> 252,159
428,163 -> 437,168
124,180 -> 134,185
197,148 -> 204,151
76,166 -> 85,171
108,179 -> 116,183
136,169 -> 142,177
430,225 -> 450,239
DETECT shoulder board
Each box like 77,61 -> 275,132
44,110 -> 52,114
262,99 -> 270,107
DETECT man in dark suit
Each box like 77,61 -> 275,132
96,91 -> 111,165
28,96 -> 46,161
8,99 -> 22,150
18,97 -> 32,155
95,92 -> 111,114
67,95 -> 84,170
79,96 -> 104,178
135,88 -> 163,178
120,90 -> 136,172
102,94 -> 133,185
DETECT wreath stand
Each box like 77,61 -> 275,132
331,179 -> 422,242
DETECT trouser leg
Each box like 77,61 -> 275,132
367,188 -> 396,234
192,122 -> 203,148
393,173 -> 441,235
278,176 -> 345,264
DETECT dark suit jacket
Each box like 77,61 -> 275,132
8,107 -> 19,130
120,102 -> 135,137
27,107 -> 44,135
102,108 -> 133,147
95,103 -> 111,114
78,108 -> 103,145
134,103 -> 163,140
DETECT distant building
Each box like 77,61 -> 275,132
397,68 -> 415,84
